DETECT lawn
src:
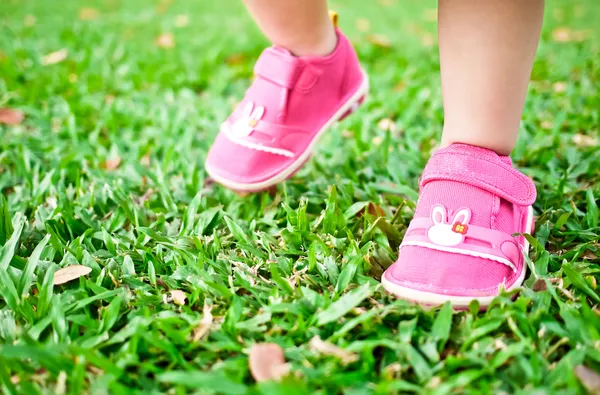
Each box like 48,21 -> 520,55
0,0 -> 599,393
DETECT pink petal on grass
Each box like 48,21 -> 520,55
0,108 -> 24,125
249,343 -> 289,382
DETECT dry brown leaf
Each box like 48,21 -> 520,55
24,15 -> 37,27
54,265 -> 92,285
55,371 -> 67,395
79,8 -> 99,21
532,278 -> 547,292
355,18 -> 371,32
102,157 -> 121,170
367,34 -> 392,48
41,49 -> 68,66
572,133 -> 598,148
574,365 -> 600,393
175,14 -> 189,28
140,153 -> 151,167
192,304 -> 213,341
309,336 -> 358,365
170,290 -> 187,306
225,53 -> 247,66
541,120 -> 553,130
367,203 -> 385,218
249,343 -> 289,382
155,33 -> 175,49
0,108 -> 24,125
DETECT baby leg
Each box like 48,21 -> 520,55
242,0 -> 337,56
438,0 -> 545,155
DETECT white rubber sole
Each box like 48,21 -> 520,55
205,70 -> 370,192
381,206 -> 535,309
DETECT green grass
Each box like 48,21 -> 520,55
1,0 -> 600,393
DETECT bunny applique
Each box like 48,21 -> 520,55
427,205 -> 471,247
230,102 -> 265,138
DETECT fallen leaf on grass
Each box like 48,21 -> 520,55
155,33 -> 175,49
54,265 -> 92,285
101,157 -> 121,170
551,27 -> 591,43
79,7 -> 99,21
0,108 -> 24,125
532,279 -> 547,292
249,343 -> 289,382
192,304 -> 213,341
170,290 -> 187,306
175,14 -> 189,28
309,336 -> 358,365
574,365 -> 600,393
355,19 -> 371,32
572,133 -> 598,148
552,27 -> 572,42
140,153 -> 151,167
55,371 -> 67,395
367,34 -> 392,48
225,53 -> 247,66
41,49 -> 68,66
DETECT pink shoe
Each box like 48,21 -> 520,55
205,28 -> 368,192
382,144 -> 537,309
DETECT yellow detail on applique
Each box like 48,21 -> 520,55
452,222 -> 468,235
248,119 -> 258,127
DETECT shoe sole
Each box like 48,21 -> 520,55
381,206 -> 535,310
205,70 -> 370,193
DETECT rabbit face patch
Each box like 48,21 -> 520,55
231,102 -> 265,138
427,205 -> 471,247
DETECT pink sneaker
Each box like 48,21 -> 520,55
205,28 -> 368,192
382,144 -> 537,309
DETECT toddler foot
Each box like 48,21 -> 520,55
205,28 -> 368,192
382,144 -> 536,309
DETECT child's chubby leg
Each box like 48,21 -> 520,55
242,0 -> 337,57
382,0 -> 544,309
205,1 -> 368,192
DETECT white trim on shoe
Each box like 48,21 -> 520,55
382,206 -> 534,308
205,70 -> 370,192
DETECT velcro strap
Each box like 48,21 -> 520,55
254,48 -> 305,89
421,149 -> 536,206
